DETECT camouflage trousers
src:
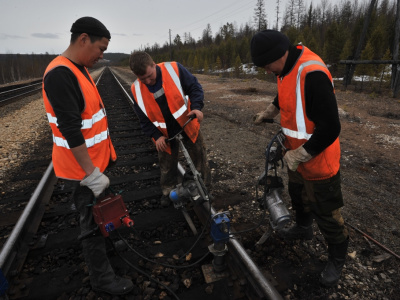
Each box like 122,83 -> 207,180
158,130 -> 211,196
288,169 -> 349,244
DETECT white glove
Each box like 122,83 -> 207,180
283,146 -> 312,171
253,103 -> 279,125
80,167 -> 110,197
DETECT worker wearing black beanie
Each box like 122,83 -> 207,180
42,17 -> 134,295
251,29 -> 349,289
250,29 -> 290,67
71,16 -> 111,40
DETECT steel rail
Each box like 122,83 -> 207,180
0,88 -> 42,104
0,68 -> 107,296
0,163 -> 56,280
1,67 -> 282,299
109,66 -> 283,299
0,82 -> 42,95
190,173 -> 282,300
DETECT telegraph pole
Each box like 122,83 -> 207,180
169,29 -> 173,61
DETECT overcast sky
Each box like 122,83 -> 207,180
0,0 -> 343,55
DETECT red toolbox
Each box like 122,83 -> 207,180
92,194 -> 133,237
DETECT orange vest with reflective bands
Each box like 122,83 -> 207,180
42,56 -> 117,180
130,62 -> 200,154
278,45 -> 340,180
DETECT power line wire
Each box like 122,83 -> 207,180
172,0 -> 256,32
181,1 -> 257,35
163,0 -> 257,42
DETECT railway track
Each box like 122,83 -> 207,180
0,80 -> 42,105
0,67 -> 282,300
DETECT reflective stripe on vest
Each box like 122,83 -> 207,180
133,62 -> 187,128
42,56 -> 116,180
52,129 -> 109,149
131,61 -> 200,154
134,80 -> 167,129
278,45 -> 340,180
281,60 -> 328,141
46,108 -> 106,131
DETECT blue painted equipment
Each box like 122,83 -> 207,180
211,213 -> 230,243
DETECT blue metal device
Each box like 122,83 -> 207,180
211,213 -> 230,243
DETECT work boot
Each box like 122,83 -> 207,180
279,224 -> 313,241
320,237 -> 349,287
160,194 -> 171,207
82,236 -> 134,295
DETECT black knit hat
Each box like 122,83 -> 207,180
70,16 -> 111,40
251,30 -> 290,67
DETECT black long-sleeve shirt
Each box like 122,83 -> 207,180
43,60 -> 92,148
273,45 -> 341,156
131,63 -> 204,141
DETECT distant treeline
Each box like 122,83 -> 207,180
0,53 -> 129,85
126,0 -> 398,84
1,0 -> 399,89
0,53 -> 56,84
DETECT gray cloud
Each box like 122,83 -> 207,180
111,33 -> 127,37
0,33 -> 26,40
32,33 -> 59,39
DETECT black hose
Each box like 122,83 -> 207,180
116,230 -> 211,269
111,238 -> 181,300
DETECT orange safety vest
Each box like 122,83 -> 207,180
130,62 -> 200,154
42,56 -> 117,180
278,45 -> 340,180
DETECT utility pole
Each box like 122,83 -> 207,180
169,29 -> 173,61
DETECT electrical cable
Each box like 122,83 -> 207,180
116,230 -> 211,269
111,238 -> 181,300
122,196 -> 213,263
345,221 -> 400,260
176,197 -> 213,261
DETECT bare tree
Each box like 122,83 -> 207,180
296,0 -> 305,28
287,0 -> 296,27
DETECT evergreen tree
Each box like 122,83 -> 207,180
254,0 -> 268,31
220,23 -> 235,40
173,34 -> 183,49
356,41 -> 375,81
215,56 -> 222,73
368,25 -> 387,60
323,22 -> 345,65
256,67 -> 266,80
202,24 -> 213,46
203,57 -> 209,74
234,55 -> 242,78
380,48 -> 392,87
187,53 -> 194,69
